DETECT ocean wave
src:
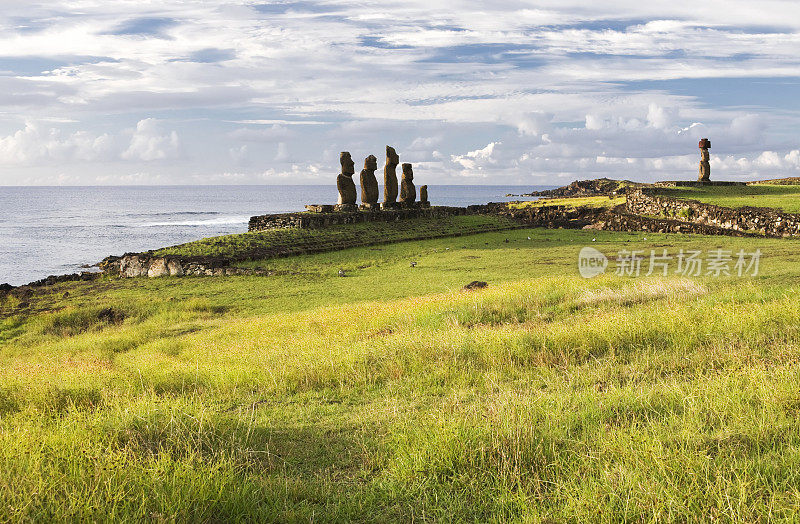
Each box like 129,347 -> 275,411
138,216 -> 250,227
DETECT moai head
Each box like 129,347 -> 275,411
699,138 -> 711,149
386,146 -> 399,168
340,152 -> 355,176
364,155 -> 378,171
401,163 -> 413,181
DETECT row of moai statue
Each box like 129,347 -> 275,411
336,146 -> 429,211
698,138 -> 711,182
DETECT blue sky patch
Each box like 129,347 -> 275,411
0,56 -> 117,76
106,17 -> 177,37
618,77 -> 800,111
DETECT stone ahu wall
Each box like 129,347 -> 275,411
249,206 -> 468,231
471,203 -> 606,228
100,255 -> 273,278
476,201 -> 757,236
626,188 -> 800,237
100,189 -> 800,281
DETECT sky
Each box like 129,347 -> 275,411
0,1 -> 799,185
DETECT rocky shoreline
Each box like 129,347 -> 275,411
6,177 -> 800,292
507,178 -> 646,198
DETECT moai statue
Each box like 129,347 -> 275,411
419,185 -> 430,208
382,146 -> 399,209
698,138 -> 711,182
399,163 -> 416,206
359,154 -> 379,210
336,151 -> 357,210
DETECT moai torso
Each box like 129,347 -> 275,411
337,152 -> 357,205
419,185 -> 428,203
360,155 -> 379,205
399,163 -> 416,203
383,146 -> 399,205
698,138 -> 711,182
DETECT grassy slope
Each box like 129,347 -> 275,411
654,184 -> 800,213
3,228 -> 800,520
149,215 -> 521,259
509,195 -> 626,210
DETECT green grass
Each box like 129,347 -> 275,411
3,227 -> 800,521
654,184 -> 800,213
149,214 -> 521,259
508,195 -> 625,210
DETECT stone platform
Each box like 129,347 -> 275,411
249,205 -> 464,232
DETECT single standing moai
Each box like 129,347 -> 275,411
419,185 -> 429,208
336,151 -> 358,210
359,154 -> 379,209
382,146 -> 399,209
399,163 -> 416,206
698,138 -> 711,182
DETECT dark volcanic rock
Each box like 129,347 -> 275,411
26,272 -> 99,287
463,281 -> 488,291
516,178 -> 644,198
97,307 -> 125,324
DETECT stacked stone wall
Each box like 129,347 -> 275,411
596,210 -> 755,237
248,206 -> 469,231
626,188 -> 800,237
471,203 -> 605,228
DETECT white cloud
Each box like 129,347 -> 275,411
647,104 -> 677,130
0,1 -> 799,183
516,112 -> 553,137
229,144 -> 249,164
229,125 -> 292,142
0,122 -> 115,165
122,118 -> 180,161
274,142 -> 289,162
408,135 -> 443,150
451,142 -> 500,172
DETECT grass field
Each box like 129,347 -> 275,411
3,227 -> 800,521
148,215 -> 521,259
508,195 -> 626,210
654,184 -> 800,213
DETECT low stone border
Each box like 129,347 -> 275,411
594,210 -> 757,237
626,188 -> 800,238
472,202 -> 606,228
109,255 -> 274,278
248,206 -> 468,231
102,214 -> 524,279
81,192 -> 800,283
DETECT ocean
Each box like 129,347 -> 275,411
0,185 -> 548,286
